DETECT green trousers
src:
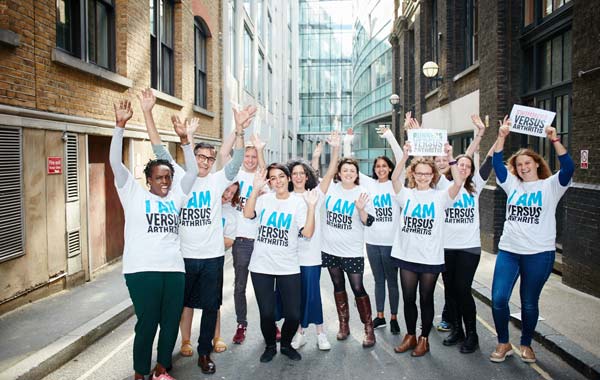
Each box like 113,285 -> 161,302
125,271 -> 185,375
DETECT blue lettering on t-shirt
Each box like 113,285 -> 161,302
373,193 -> 392,208
410,202 -> 435,218
145,199 -> 178,214
452,193 -> 475,208
265,211 -> 292,230
325,196 -> 355,216
186,191 -> 211,209
507,190 -> 542,207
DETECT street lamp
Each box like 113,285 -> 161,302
422,61 -> 443,83
389,93 -> 402,143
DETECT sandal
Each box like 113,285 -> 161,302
214,337 -> 228,353
180,340 -> 194,357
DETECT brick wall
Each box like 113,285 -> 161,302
0,0 -> 222,141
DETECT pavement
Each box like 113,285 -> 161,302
0,251 -> 599,380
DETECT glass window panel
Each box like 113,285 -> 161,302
540,40 -> 551,87
543,0 -> 553,17
161,0 -> 173,47
524,0 -> 534,27
258,51 -> 264,103
243,27 -> 253,92
88,0 -> 97,63
149,0 -> 155,34
563,30 -> 571,81
257,0 -> 263,38
551,35 -> 562,84
57,0 -> 74,53
554,0 -> 565,9
96,2 -> 110,68
244,0 -> 251,18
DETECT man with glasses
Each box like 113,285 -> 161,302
138,88 -> 256,374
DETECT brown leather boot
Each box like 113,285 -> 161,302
355,295 -> 376,347
411,336 -> 430,357
334,291 -> 350,340
394,334 -> 417,353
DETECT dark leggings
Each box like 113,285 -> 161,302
251,272 -> 301,347
327,266 -> 368,297
444,250 -> 480,329
400,269 -> 439,337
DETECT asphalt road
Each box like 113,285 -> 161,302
42,255 -> 586,380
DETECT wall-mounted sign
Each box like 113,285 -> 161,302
47,156 -> 62,174
581,150 -> 589,169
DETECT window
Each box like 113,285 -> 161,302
56,0 -> 115,70
268,65 -> 273,111
0,127 -> 23,262
429,0 -> 440,90
257,0 -> 263,39
151,0 -> 174,95
523,0 -> 572,28
243,0 -> 251,19
258,50 -> 264,104
194,18 -> 209,109
464,0 -> 478,68
243,25 -> 253,93
267,11 -> 272,57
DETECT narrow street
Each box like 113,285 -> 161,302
42,256 -> 585,380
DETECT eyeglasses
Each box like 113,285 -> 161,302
414,172 -> 433,177
195,154 -> 216,164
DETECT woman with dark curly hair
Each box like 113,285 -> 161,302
110,100 -> 198,380
390,143 -> 464,358
489,117 -> 574,364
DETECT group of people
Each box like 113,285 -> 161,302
110,94 -> 574,380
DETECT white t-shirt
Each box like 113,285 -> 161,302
222,203 -> 238,241
179,170 -> 231,259
435,175 -> 451,190
361,176 -> 400,246
391,187 -> 453,265
321,182 -> 373,258
443,172 -> 485,249
497,172 -> 569,254
116,174 -> 186,274
234,169 -> 260,239
293,190 -> 323,266
248,192 -> 307,275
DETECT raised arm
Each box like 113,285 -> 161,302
492,115 -> 510,183
546,126 -> 574,186
109,100 -> 134,188
311,141 -> 323,174
137,88 -> 162,146
318,131 -> 341,194
465,114 -> 487,157
342,128 -> 354,158
225,105 -> 257,180
172,116 -> 200,194
391,142 -> 410,193
300,189 -> 319,238
250,133 -> 267,170
478,142 -> 496,181
376,125 -> 404,163
243,167 -> 268,219
446,144 -> 464,199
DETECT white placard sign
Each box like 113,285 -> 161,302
407,129 -> 447,156
509,105 -> 556,137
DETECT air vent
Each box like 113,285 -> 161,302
65,133 -> 79,202
0,126 -> 24,262
66,229 -> 81,258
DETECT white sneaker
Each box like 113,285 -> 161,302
291,332 -> 306,349
317,333 -> 331,351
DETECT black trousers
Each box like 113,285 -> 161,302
444,249 -> 481,329
251,272 -> 301,347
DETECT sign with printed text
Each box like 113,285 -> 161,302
407,129 -> 447,156
509,105 -> 556,137
47,156 -> 62,175
581,150 -> 589,169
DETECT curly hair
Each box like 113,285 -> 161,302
143,159 -> 174,184
371,156 -> 395,181
507,148 -> 552,181
334,158 -> 360,185
286,159 -> 319,191
406,157 -> 440,189
445,154 -> 476,195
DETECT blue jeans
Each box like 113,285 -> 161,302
491,250 -> 554,346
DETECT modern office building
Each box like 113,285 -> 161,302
222,0 -> 300,162
297,0 -> 354,167
351,0 -> 396,173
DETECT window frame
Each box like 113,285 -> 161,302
151,0 -> 175,95
55,0 -> 116,71
194,17 -> 210,109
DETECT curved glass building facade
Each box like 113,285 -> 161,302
352,1 -> 394,173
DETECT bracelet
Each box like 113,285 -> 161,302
477,134 -> 484,138
449,160 -> 457,166
550,137 -> 560,143
235,131 -> 245,137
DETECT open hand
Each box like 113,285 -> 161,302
250,133 -> 266,150
355,193 -> 369,211
471,114 -> 486,134
313,141 -> 323,157
186,117 -> 200,139
114,100 -> 133,128
326,130 -> 341,148
253,167 -> 268,189
303,188 -> 320,207
137,88 -> 156,113
233,105 -> 257,130
498,115 -> 510,138
171,116 -> 186,139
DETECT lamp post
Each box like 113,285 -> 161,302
389,93 -> 403,144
